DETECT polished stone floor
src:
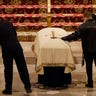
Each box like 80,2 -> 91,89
0,64 -> 96,96
0,42 -> 96,96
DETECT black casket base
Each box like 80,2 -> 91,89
38,67 -> 72,87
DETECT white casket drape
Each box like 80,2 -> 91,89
33,27 -> 76,74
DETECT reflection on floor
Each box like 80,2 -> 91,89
0,64 -> 96,96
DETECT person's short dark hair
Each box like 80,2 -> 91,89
92,14 -> 96,20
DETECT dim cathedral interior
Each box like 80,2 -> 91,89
0,0 -> 96,96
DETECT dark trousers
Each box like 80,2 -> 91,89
84,52 -> 96,84
2,48 -> 31,90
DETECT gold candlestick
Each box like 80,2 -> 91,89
47,0 -> 51,27
47,13 -> 51,27
47,0 -> 51,13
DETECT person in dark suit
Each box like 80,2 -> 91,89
0,20 -> 32,94
61,11 -> 96,88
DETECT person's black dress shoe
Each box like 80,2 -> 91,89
85,83 -> 93,88
2,89 -> 12,95
25,88 -> 32,93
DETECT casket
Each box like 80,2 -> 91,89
33,27 -> 76,87
34,27 -> 75,74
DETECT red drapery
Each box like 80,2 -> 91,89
0,0 -> 95,41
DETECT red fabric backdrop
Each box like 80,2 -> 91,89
0,0 -> 95,41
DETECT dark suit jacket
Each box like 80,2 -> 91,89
61,19 -> 96,53
0,20 -> 22,52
